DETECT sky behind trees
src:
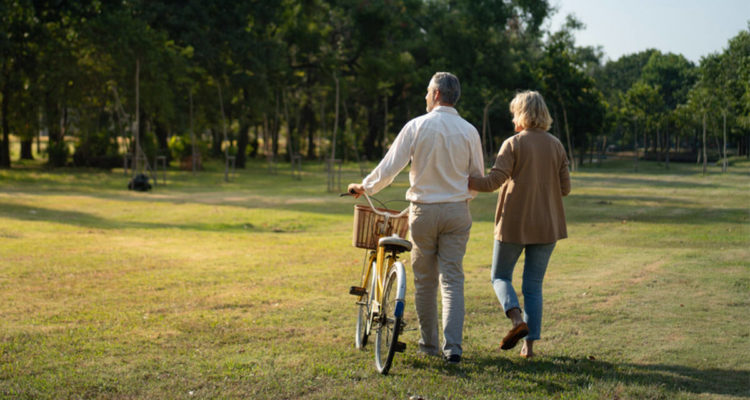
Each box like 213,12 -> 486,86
547,0 -> 750,62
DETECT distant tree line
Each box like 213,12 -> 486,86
1,0 -> 748,171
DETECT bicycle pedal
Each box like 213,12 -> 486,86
394,342 -> 407,353
349,286 -> 366,296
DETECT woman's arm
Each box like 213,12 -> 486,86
468,140 -> 513,192
559,146 -> 571,196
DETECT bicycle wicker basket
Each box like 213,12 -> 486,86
352,204 -> 409,250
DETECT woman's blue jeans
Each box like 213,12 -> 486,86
491,241 -> 556,341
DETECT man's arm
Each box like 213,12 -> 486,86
359,123 -> 414,195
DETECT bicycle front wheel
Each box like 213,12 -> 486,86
374,266 -> 404,375
356,262 -> 376,349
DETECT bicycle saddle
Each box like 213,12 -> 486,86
379,234 -> 412,253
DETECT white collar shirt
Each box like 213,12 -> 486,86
362,105 -> 485,203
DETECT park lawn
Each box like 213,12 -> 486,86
0,158 -> 748,399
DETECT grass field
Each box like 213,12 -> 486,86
1,157 -> 748,399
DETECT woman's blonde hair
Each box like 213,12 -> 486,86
510,90 -> 553,131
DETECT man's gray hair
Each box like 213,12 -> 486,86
429,72 -> 461,105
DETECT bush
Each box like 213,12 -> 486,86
168,135 -> 189,160
73,131 -> 121,169
169,134 -> 208,170
47,141 -> 70,167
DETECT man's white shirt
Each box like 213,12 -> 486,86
362,105 -> 485,203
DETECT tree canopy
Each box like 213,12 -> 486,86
0,1 -> 747,170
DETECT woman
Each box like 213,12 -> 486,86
469,91 -> 570,358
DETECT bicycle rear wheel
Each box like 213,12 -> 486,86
374,266 -> 404,375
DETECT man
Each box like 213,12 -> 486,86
348,72 -> 484,364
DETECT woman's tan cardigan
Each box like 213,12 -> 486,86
469,129 -> 570,244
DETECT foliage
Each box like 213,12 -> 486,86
535,15 -> 607,166
72,130 -> 121,169
167,135 -> 190,160
0,2 -> 747,170
45,140 -> 69,166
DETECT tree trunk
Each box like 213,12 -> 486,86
304,101 -> 317,160
656,122 -> 661,163
319,97 -> 326,161
283,90 -> 294,160
702,113 -> 707,175
578,145 -> 586,168
482,95 -> 499,161
664,120 -> 670,170
210,128 -> 222,158
189,90 -> 196,174
382,93 -> 388,152
236,120 -> 250,168
154,120 -> 169,162
216,79 -> 230,181
262,113 -> 271,157
364,106 -> 377,160
250,124 -> 259,158
331,73 -> 340,161
272,92 -> 280,157
722,112 -> 727,172
0,78 -> 10,168
20,139 -> 34,160
555,84 -> 575,171
133,58 -> 141,177
633,119 -> 639,172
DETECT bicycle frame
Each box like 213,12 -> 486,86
348,191 -> 410,374
358,193 -> 409,315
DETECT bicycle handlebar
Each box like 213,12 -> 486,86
341,190 -> 409,218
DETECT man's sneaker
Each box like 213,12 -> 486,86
444,354 -> 461,364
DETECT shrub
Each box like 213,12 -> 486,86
73,131 -> 121,169
47,141 -> 70,167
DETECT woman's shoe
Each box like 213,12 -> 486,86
500,322 -> 529,350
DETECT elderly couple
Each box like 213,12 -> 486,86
348,72 -> 571,365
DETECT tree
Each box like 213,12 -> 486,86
639,51 -> 696,165
623,82 -> 664,170
716,27 -> 750,159
0,0 -> 39,168
537,15 -> 606,169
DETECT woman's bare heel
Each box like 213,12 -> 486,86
520,340 -> 534,358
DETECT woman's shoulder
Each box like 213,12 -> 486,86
531,129 -> 565,145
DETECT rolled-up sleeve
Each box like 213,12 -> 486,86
362,123 -> 414,195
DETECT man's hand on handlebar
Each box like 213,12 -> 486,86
347,183 -> 365,199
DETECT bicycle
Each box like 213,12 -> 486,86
342,191 -> 411,375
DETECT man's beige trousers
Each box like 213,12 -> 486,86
409,201 -> 472,357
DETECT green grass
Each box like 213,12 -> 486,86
1,157 -> 748,399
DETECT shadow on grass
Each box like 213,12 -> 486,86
472,192 -> 748,226
0,202 -> 311,233
3,159 -> 748,222
564,194 -> 749,225
406,355 -> 748,397
574,175 -> 722,189
1,162 -> 368,217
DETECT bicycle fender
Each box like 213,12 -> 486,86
393,261 -> 407,318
